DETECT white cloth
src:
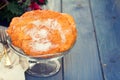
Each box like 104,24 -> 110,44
0,26 -> 29,80
0,49 -> 29,80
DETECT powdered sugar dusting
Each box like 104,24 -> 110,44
43,19 -> 66,42
31,42 -> 52,51
39,29 -> 48,38
25,19 -> 66,51
31,20 -> 41,27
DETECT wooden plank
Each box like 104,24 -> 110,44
46,0 -> 62,12
90,0 -> 120,80
62,0 -> 103,80
25,0 -> 63,80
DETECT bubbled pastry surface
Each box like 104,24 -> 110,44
7,10 -> 77,57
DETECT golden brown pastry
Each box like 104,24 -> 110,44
7,10 -> 77,57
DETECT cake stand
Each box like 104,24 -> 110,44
7,37 -> 70,77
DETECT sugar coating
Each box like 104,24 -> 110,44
31,41 -> 52,51
25,19 -> 66,52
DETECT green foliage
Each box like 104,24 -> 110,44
0,0 -> 30,23
0,0 -> 47,24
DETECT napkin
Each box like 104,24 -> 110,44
0,46 -> 29,80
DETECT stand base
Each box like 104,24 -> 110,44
26,60 -> 61,77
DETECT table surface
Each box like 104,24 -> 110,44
12,0 -> 120,80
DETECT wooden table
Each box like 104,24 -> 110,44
25,0 -> 120,80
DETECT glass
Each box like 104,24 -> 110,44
0,43 -> 4,61
7,37 -> 71,77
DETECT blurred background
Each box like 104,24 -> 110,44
0,0 -> 48,27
